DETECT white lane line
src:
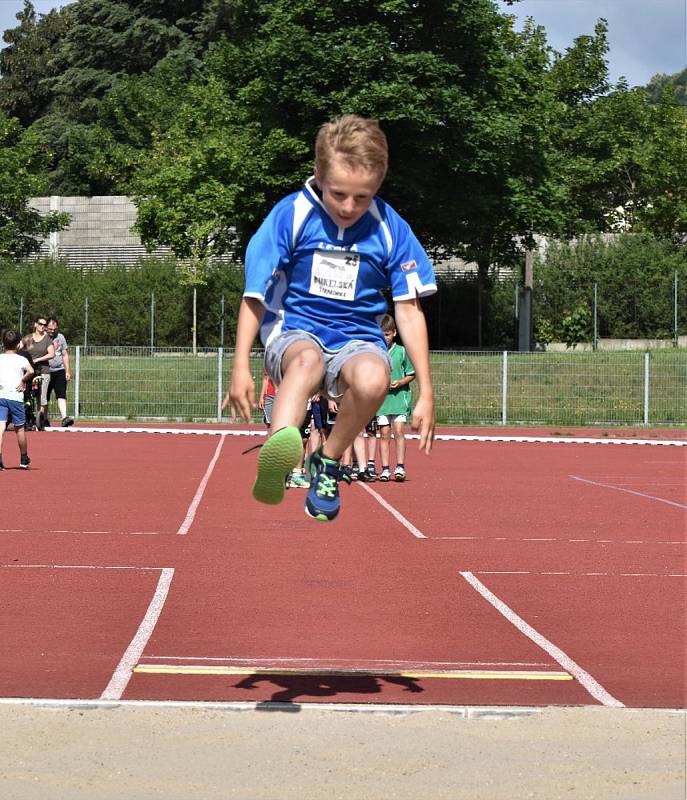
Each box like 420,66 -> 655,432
570,475 -> 687,510
475,571 -> 687,578
431,536 -> 684,545
49,427 -> 687,446
100,567 -> 175,700
1,529 -> 167,536
356,482 -> 427,538
460,571 -> 624,707
0,563 -> 162,570
139,655 -> 549,668
176,436 -> 225,534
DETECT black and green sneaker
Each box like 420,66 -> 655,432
252,426 -> 303,505
304,448 -> 341,521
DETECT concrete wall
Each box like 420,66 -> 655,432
29,195 -> 171,267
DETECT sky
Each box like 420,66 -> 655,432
0,0 -> 685,87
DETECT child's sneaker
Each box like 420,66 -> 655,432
252,426 -> 303,505
20,455 -> 31,470
339,465 -> 353,485
358,464 -> 376,482
378,467 -> 391,482
350,464 -> 360,481
61,416 -> 74,427
304,448 -> 341,521
287,469 -> 310,489
0,458 -> 4,471
394,465 -> 406,482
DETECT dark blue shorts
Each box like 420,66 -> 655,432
0,398 -> 26,426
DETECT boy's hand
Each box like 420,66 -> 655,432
411,395 -> 435,454
224,365 -> 256,423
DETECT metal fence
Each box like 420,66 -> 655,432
67,347 -> 687,427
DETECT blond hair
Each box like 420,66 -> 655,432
315,114 -> 388,181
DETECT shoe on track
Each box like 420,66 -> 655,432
378,467 -> 391,482
20,455 -> 31,470
304,448 -> 341,521
0,459 -> 4,471
339,465 -> 353,485
394,465 -> 406,482
287,469 -> 310,489
252,427 -> 303,505
61,416 -> 74,427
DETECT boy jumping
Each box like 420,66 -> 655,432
224,114 -> 436,521
0,329 -> 34,470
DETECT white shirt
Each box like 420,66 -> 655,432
0,353 -> 31,401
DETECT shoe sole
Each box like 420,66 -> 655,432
394,474 -> 406,482
379,476 -> 390,482
252,427 -> 303,505
304,502 -> 339,522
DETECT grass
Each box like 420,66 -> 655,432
66,347 -> 687,427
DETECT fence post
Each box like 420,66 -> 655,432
220,294 -> 225,348
217,347 -> 224,422
593,283 -> 598,352
74,346 -> 81,419
643,351 -> 650,426
502,350 -> 508,425
150,292 -> 155,352
84,297 -> 89,347
674,270 -> 679,348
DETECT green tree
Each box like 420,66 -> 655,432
134,0 -> 572,345
0,112 -> 70,259
0,0 -> 72,126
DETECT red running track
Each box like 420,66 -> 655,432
0,427 -> 684,708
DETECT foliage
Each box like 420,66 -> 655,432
533,234 -> 687,341
0,112 -> 70,258
0,256 -> 244,347
645,68 -> 687,106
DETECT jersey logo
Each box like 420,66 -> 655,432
310,250 -> 360,302
401,259 -> 417,272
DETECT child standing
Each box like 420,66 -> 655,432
376,314 -> 415,482
224,114 -> 436,521
0,329 -> 35,470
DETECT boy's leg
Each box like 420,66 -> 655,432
270,340 -> 325,433
253,339 -> 324,505
322,354 -> 388,460
0,417 -> 5,468
392,418 -> 407,465
304,353 -> 388,521
379,423 -> 392,468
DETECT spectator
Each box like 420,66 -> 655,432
19,316 -> 54,431
45,317 -> 74,427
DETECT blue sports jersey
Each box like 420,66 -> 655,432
243,177 -> 437,351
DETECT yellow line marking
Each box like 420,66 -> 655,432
133,665 -> 572,681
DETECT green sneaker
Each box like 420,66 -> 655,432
252,427 -> 303,505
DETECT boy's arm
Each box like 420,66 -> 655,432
19,362 -> 35,390
393,298 -> 434,453
223,297 -> 264,422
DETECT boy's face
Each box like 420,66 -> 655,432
383,328 -> 395,348
315,156 -> 383,229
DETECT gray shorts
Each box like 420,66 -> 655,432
264,330 -> 390,400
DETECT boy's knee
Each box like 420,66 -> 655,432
346,356 -> 389,398
283,343 -> 324,379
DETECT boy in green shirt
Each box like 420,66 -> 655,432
376,314 -> 415,481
